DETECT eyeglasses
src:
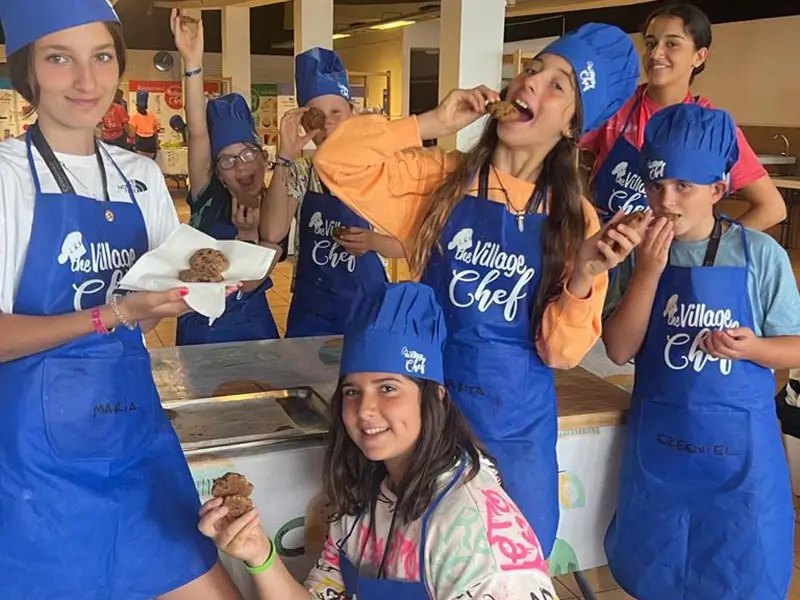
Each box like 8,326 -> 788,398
217,147 -> 263,170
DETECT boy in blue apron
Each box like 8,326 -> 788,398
603,103 -> 800,600
176,93 -> 282,345
0,1 -> 239,598
262,47 -> 404,338
198,282 -> 558,600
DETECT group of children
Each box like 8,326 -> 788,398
0,0 -> 797,598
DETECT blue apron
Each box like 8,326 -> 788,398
421,165 -> 559,558
176,183 -> 279,346
285,181 -> 387,338
0,126 -> 218,599
340,456 -> 466,599
591,94 -> 647,224
604,220 -> 793,600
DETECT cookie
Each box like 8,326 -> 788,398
602,212 -> 648,252
657,212 -> 680,222
212,472 -> 254,498
487,100 -> 520,123
188,248 -> 229,274
301,107 -> 326,132
179,268 -> 223,283
222,495 -> 254,519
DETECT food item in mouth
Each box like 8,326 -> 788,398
658,212 -> 680,222
602,212 -> 649,252
486,100 -> 520,122
301,107 -> 326,132
189,248 -> 230,273
212,472 -> 255,519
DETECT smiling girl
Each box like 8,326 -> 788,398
200,282 -> 558,599
0,1 -> 243,598
308,23 -> 641,558
583,2 -> 786,230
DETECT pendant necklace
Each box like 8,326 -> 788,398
60,157 -> 115,222
491,164 -> 527,232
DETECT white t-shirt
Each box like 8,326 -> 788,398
0,138 -> 179,313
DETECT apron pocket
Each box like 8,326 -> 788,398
42,355 -> 157,462
636,399 -> 752,493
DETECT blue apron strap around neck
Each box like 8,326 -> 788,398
736,220 -> 751,267
416,452 -> 469,587
702,217 -> 723,267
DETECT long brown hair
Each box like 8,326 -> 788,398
409,87 -> 587,331
323,377 -> 487,524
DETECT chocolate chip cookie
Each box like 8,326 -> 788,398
486,100 -> 520,123
301,107 -> 326,132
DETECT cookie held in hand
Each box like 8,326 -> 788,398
486,100 -> 520,123
189,248 -> 230,273
602,212 -> 649,253
301,107 -> 326,132
222,495 -> 254,519
212,472 -> 255,498
179,268 -> 224,283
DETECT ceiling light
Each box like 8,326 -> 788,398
333,33 -> 351,40
370,20 -> 416,31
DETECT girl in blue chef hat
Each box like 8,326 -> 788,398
0,1 -> 243,599
309,22 -> 642,560
171,10 -> 283,346
603,103 -> 800,600
257,46 -> 406,339
198,282 -> 559,600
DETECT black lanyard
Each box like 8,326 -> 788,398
478,163 -> 543,214
702,217 -> 723,267
30,122 -> 110,202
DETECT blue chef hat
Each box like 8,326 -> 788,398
295,47 -> 351,107
0,0 -> 119,57
542,23 -> 639,135
206,93 -> 259,159
136,90 -> 149,110
641,104 -> 739,185
341,283 -> 447,385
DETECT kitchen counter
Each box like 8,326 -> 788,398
150,335 -> 631,431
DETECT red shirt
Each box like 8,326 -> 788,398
580,85 -> 766,193
101,103 -> 129,141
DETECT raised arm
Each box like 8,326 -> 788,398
171,9 -> 213,194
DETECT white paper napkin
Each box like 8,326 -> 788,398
118,224 -> 277,323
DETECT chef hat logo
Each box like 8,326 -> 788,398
58,231 -> 87,265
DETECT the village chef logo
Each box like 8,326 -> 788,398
401,347 -> 426,375
308,211 -> 356,272
447,227 -> 535,322
58,231 -> 137,312
607,161 -> 647,214
579,61 -> 597,92
662,293 -> 739,375
647,159 -> 666,181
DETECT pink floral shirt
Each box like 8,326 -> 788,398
304,457 -> 558,599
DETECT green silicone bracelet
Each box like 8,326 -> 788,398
245,542 -> 276,573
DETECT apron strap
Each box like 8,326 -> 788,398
416,452 -> 469,588
29,122 -> 111,202
702,218 -> 723,267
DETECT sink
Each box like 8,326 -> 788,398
758,154 -> 796,166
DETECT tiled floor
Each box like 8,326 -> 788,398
155,192 -> 800,598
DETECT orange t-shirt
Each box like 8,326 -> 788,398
312,115 -> 606,370
129,111 -> 158,138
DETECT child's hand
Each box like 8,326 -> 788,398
575,211 -> 648,279
198,497 -> 272,567
699,327 -> 760,361
635,216 -> 674,278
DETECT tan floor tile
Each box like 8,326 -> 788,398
594,587 -> 633,599
155,318 -> 176,347
787,567 -> 800,600
553,576 -> 577,598
574,566 -> 619,594
144,332 -> 163,349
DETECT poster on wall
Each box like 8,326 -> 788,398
128,80 -> 221,146
251,84 -> 279,147
0,79 -> 17,140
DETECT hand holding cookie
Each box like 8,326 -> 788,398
575,210 -> 650,278
300,107 -> 326,133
